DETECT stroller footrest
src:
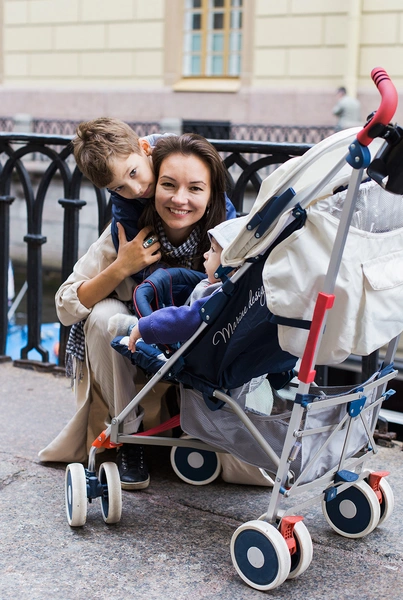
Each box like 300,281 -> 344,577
324,470 -> 360,502
335,470 -> 360,484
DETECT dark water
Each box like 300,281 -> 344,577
7,263 -> 61,362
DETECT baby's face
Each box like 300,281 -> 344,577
107,149 -> 155,200
203,238 -> 223,283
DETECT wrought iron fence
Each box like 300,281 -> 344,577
28,119 -> 335,143
231,124 -> 336,144
0,131 -> 311,370
1,116 -> 335,144
182,120 -> 336,143
32,118 -> 161,137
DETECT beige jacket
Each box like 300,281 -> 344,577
55,225 -> 133,328
38,225 -> 135,463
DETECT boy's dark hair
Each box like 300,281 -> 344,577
139,133 -> 227,270
72,117 -> 142,188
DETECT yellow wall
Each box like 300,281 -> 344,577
2,0 -> 165,87
2,0 -> 403,125
253,0 -> 403,91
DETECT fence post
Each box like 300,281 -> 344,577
57,198 -> 87,367
182,119 -> 231,138
0,195 -> 15,362
19,233 -> 49,363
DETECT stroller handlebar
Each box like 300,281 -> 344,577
356,67 -> 398,146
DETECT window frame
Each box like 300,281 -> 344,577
164,0 -> 254,92
183,0 -> 243,79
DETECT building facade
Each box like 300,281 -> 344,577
1,0 -> 403,126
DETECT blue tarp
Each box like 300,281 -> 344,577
6,322 -> 60,362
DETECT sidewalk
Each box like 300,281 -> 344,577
1,360 -> 402,600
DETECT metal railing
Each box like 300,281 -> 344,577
2,115 -> 336,144
183,120 -> 336,143
32,118 -> 161,138
0,131 -> 311,369
231,124 -> 336,144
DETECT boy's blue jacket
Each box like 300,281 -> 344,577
110,191 -> 147,249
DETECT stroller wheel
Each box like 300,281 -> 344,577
230,520 -> 291,591
98,462 -> 122,524
364,472 -> 394,526
377,476 -> 394,526
170,445 -> 221,485
286,520 -> 313,580
65,463 -> 87,527
322,480 -> 380,538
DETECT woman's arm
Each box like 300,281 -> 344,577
55,224 -> 161,326
77,223 -> 161,309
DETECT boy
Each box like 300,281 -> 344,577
72,117 -> 172,253
126,217 -> 246,351
72,117 -> 236,256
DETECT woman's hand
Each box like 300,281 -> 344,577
115,224 -> 161,279
77,224 -> 161,310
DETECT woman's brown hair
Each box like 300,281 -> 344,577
138,133 -> 228,270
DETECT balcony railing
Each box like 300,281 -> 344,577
0,131 -> 312,370
2,115 -> 336,143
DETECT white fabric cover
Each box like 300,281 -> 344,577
220,127 -> 400,365
264,202 -> 403,364
221,127 -> 383,266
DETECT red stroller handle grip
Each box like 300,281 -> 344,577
356,67 -> 398,146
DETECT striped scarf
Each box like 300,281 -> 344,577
65,320 -> 86,384
156,218 -> 201,269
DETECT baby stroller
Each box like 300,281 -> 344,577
64,68 -> 403,592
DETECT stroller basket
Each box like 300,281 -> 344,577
180,366 -> 395,486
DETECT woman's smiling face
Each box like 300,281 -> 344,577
155,153 -> 211,245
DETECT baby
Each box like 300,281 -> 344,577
123,214 -> 274,419
127,218 -> 245,351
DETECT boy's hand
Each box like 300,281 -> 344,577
128,324 -> 142,352
116,223 -> 161,278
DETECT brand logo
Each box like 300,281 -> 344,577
212,286 -> 266,346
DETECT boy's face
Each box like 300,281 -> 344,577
203,238 -> 223,283
107,140 -> 155,200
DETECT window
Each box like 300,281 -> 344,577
183,0 -> 243,77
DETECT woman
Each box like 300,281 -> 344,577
38,134 -> 229,490
138,133 -> 227,271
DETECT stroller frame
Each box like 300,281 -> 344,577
65,68 -> 402,592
